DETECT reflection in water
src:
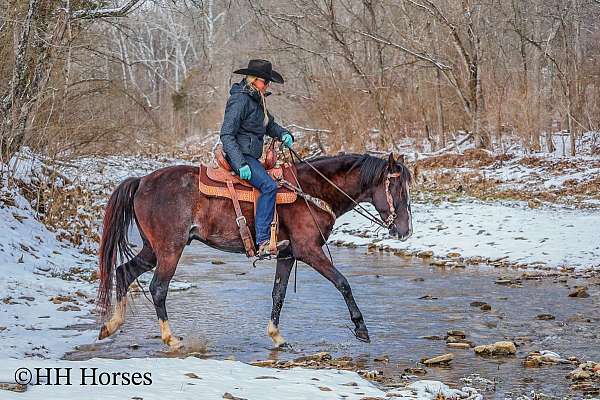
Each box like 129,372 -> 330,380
67,244 -> 600,398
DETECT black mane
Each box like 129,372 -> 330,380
303,153 -> 412,190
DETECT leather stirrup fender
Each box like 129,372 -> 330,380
226,180 -> 255,257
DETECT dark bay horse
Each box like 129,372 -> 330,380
97,153 -> 412,350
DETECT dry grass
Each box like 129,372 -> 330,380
418,149 -> 512,169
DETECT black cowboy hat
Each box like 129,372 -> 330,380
233,59 -> 284,84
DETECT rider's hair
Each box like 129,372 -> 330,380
245,75 -> 269,127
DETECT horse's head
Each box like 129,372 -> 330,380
371,153 -> 412,241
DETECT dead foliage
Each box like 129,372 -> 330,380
418,149 -> 512,170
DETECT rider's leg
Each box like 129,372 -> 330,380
244,155 -> 277,245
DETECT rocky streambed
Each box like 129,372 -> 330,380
67,246 -> 600,399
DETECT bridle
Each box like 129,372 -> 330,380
287,148 -> 408,230
384,172 -> 405,228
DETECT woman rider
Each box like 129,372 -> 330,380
220,59 -> 294,257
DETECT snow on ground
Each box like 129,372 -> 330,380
330,200 -> 600,270
0,358 -> 481,400
0,184 -> 98,359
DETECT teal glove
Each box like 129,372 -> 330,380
282,133 -> 294,148
238,165 -> 252,180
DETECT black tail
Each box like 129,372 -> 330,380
97,177 -> 141,317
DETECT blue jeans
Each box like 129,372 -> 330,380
244,155 -> 277,244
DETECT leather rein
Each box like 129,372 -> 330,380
287,147 -> 403,229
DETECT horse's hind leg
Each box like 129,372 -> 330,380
98,244 -> 157,340
268,252 -> 295,347
150,248 -> 185,350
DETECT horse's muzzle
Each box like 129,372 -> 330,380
398,230 -> 412,242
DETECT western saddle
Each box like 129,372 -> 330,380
198,144 -> 297,257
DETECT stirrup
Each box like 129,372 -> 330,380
256,240 -> 289,259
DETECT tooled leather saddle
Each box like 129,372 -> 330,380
198,145 -> 298,257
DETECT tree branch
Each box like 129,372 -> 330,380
71,0 -> 145,20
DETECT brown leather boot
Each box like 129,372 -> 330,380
257,239 -> 290,257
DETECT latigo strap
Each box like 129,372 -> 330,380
226,181 -> 255,257
269,207 -> 278,255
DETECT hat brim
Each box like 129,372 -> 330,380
233,68 -> 284,84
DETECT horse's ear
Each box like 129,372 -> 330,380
388,152 -> 396,165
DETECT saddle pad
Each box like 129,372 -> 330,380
198,164 -> 298,204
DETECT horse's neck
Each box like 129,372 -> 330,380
296,163 -> 371,217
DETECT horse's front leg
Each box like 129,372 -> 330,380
299,248 -> 370,343
268,251 -> 295,347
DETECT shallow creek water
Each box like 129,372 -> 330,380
66,244 -> 600,398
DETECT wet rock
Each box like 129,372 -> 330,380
421,335 -> 444,340
474,341 -> 517,356
536,314 -> 555,320
447,342 -> 471,349
416,250 -> 434,258
184,372 -> 201,379
373,354 -> 389,362
18,296 -> 35,301
318,386 -> 332,391
569,286 -> 589,298
522,272 -> 543,280
0,326 -> 6,332
568,361 -> 600,382
429,259 -> 447,266
421,353 -> 453,366
394,250 -> 413,257
129,343 -> 140,350
480,303 -> 492,311
223,393 -> 247,400
418,294 -> 438,300
57,304 -> 81,312
569,368 -> 592,380
570,381 -> 600,395
404,367 -> 427,375
0,382 -> 27,393
494,278 -> 513,285
470,301 -> 487,307
447,330 -> 466,338
523,351 -> 567,367
466,256 -> 486,265
50,295 -> 73,304
446,252 -> 461,258
341,382 -> 358,386
357,370 -> 383,381
293,352 -> 331,363
251,360 -> 276,367
330,357 -> 354,368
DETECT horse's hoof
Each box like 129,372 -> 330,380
278,342 -> 293,351
355,328 -> 370,343
98,324 -> 110,340
168,340 -> 184,352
